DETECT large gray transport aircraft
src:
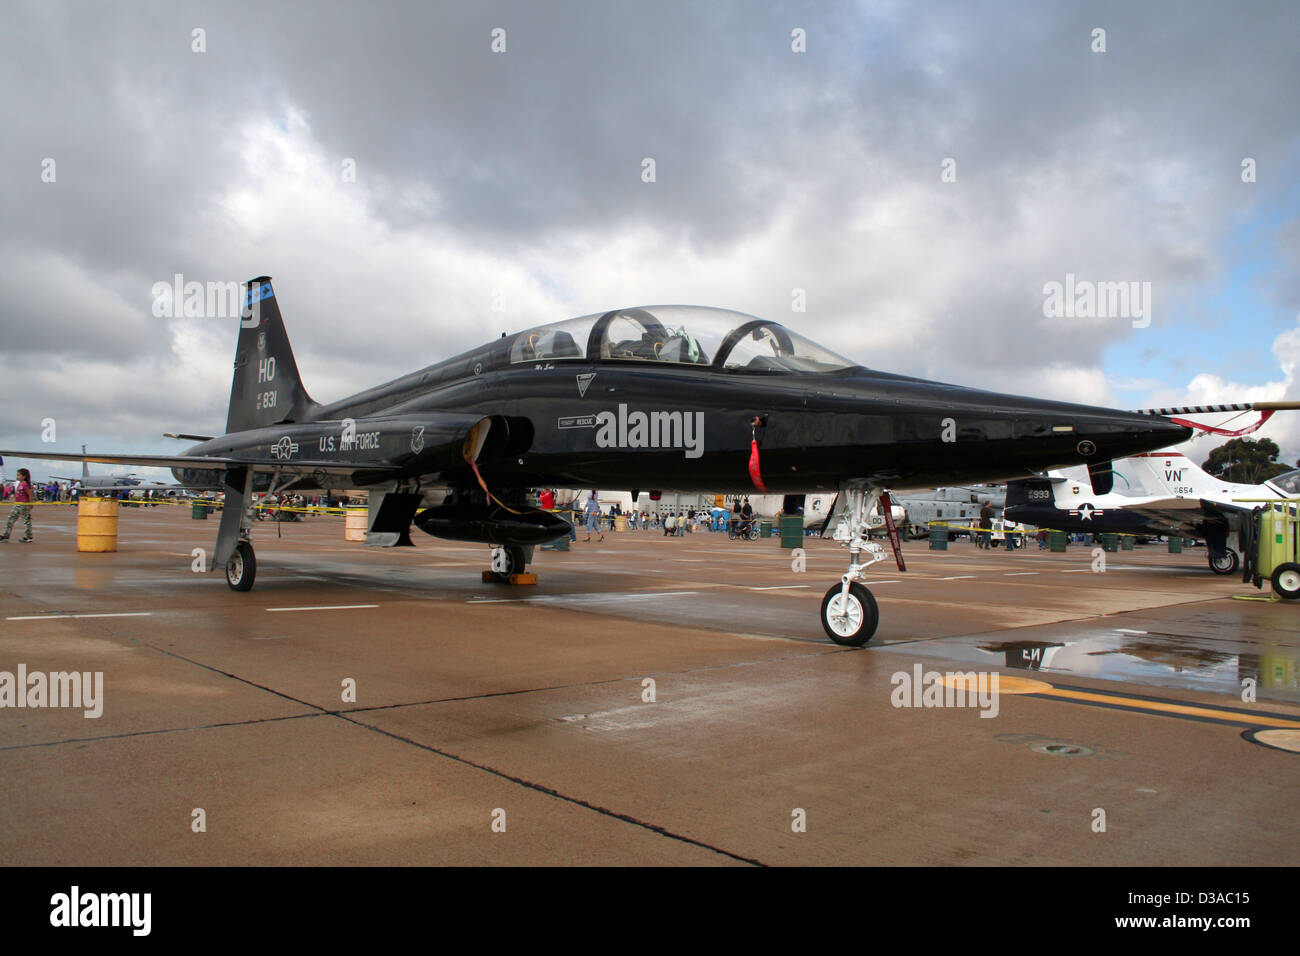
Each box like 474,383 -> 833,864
4,276 -> 1198,645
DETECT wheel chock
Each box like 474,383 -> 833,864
481,571 -> 539,585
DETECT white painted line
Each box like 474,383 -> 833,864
75,612 -> 155,619
5,612 -> 154,621
1004,572 -> 1039,576
868,580 -> 902,584
747,585 -> 810,591
1114,628 -> 1149,635
1061,569 -> 1092,573
266,604 -> 380,613
937,575 -> 977,581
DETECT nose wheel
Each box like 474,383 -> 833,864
820,582 -> 878,646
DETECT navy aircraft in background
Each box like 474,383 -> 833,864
4,276 -> 1199,645
1006,451 -> 1300,575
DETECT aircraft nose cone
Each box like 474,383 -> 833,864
1072,412 -> 1193,459
1148,416 -> 1195,446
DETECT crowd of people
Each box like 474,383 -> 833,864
1,478 -> 74,501
540,490 -> 762,540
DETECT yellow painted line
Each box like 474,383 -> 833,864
936,673 -> 1300,728
936,674 -> 1051,694
1040,686 -> 1300,729
990,675 -> 1053,694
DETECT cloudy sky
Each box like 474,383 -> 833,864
2,0 -> 1298,482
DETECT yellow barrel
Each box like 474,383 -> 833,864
344,508 -> 368,542
77,497 -> 120,552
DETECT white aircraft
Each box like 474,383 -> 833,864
1005,452 -> 1300,574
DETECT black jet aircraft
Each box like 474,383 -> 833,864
3,276 -> 1194,646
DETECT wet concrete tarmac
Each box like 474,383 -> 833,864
1,505 -> 1297,865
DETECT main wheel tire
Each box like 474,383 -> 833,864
820,582 -> 879,647
1271,562 -> 1300,600
226,540 -> 256,591
1208,550 -> 1240,575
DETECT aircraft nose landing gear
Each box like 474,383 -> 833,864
821,582 -> 878,645
819,484 -> 890,646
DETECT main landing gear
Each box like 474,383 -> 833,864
819,484 -> 889,646
226,539 -> 256,591
485,544 -> 536,584
217,466 -> 259,592
1208,549 -> 1240,575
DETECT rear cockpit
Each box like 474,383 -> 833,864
509,305 -> 855,373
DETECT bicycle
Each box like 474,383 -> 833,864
728,519 -> 758,541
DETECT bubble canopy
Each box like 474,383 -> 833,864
508,305 -> 855,373
1270,469 -> 1300,496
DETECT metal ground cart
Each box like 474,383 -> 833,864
1240,500 -> 1300,600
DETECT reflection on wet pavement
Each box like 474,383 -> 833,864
879,629 -> 1300,703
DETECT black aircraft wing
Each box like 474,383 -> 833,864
0,449 -> 395,476
1121,497 -> 1246,537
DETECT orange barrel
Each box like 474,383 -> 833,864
344,508 -> 368,542
77,497 -> 120,552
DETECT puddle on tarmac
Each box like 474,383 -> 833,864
876,631 -> 1300,703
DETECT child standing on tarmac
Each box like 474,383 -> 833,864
1,468 -> 35,543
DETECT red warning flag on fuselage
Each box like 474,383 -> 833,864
748,440 -> 767,492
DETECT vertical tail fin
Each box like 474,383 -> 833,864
1124,452 -> 1219,496
226,277 -> 317,433
1005,477 -> 1058,509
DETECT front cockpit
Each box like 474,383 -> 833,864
509,305 -> 855,373
1267,468 -> 1300,497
